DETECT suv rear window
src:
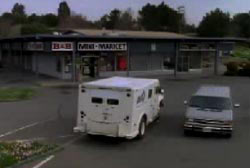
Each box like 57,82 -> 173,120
107,99 -> 119,105
92,97 -> 103,104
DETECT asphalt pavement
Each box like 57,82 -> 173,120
0,73 -> 249,168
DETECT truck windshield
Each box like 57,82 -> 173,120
189,96 -> 232,110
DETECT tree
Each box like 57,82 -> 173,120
231,13 -> 250,38
58,12 -> 96,29
138,2 -> 181,32
58,1 -> 71,18
99,14 -> 109,29
12,3 -> 26,17
41,14 -> 58,27
183,24 -> 196,34
198,8 -> 231,37
1,12 -> 14,22
108,9 -> 121,29
27,13 -> 41,23
117,8 -> 136,30
0,20 -> 12,37
21,23 -> 52,35
11,3 -> 27,24
98,8 -> 137,30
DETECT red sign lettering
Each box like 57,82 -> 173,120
52,42 -> 73,51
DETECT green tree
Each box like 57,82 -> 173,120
109,9 -> 121,29
27,13 -> 41,23
12,3 -> 26,17
21,23 -> 52,35
11,3 -> 27,24
198,8 -> 231,37
1,12 -> 14,22
59,12 -> 96,29
99,9 -> 123,30
183,24 -> 197,34
58,1 -> 71,18
117,8 -> 136,30
0,19 -> 12,37
99,14 -> 109,29
138,2 -> 181,32
231,13 -> 250,38
41,14 -> 58,27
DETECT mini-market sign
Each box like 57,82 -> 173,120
78,42 -> 127,51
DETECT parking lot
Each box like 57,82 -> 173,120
0,73 -> 249,168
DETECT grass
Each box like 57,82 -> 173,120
232,45 -> 250,60
0,141 -> 58,168
0,88 -> 36,102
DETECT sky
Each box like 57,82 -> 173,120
1,0 -> 250,25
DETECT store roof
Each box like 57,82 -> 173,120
0,29 -> 247,43
63,29 -> 188,39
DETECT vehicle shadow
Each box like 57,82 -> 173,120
74,134 -> 128,147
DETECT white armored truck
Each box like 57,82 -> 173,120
74,77 -> 164,139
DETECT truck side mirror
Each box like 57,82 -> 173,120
234,104 -> 240,108
184,100 -> 188,105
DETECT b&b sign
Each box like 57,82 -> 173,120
52,42 -> 73,51
78,42 -> 127,51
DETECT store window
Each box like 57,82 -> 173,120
99,54 -> 115,72
99,52 -> 127,72
163,56 -> 174,69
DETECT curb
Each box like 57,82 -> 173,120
7,146 -> 64,168
37,82 -> 79,88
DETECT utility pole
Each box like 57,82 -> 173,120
178,6 -> 185,33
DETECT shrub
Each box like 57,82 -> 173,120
224,61 -> 238,76
242,62 -> 250,76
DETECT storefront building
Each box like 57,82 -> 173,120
0,29 -> 240,81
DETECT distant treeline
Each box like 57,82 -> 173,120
0,1 -> 249,38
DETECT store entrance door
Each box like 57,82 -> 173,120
81,56 -> 98,78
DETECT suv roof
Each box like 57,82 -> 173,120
194,85 -> 231,98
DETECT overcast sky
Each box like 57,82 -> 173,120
1,0 -> 250,25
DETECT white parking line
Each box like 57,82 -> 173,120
0,118 -> 55,138
33,155 -> 55,168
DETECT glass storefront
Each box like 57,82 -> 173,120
98,52 -> 127,72
78,51 -> 128,78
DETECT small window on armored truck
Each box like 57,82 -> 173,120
107,99 -> 119,105
155,86 -> 161,94
148,89 -> 153,99
92,97 -> 103,104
